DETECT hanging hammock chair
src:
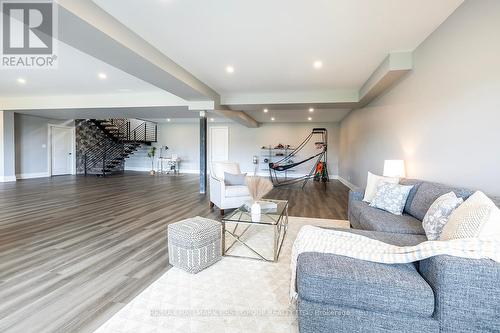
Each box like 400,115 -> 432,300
269,128 -> 329,189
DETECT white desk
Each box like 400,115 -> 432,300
157,157 -> 181,174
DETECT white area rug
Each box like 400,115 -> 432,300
95,217 -> 349,333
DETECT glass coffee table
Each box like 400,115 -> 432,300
221,199 -> 288,262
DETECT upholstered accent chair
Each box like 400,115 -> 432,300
209,161 -> 251,215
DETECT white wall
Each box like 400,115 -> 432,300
14,114 -> 74,178
0,111 -> 15,182
339,0 -> 500,196
126,121 -> 340,177
126,122 -> 200,172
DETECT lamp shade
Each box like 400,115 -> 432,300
383,160 -> 406,178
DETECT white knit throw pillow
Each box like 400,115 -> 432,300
362,172 -> 400,203
422,192 -> 463,240
440,191 -> 500,241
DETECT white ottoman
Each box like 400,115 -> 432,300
167,217 -> 222,274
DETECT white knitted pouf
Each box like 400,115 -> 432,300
167,217 -> 222,274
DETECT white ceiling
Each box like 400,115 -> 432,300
245,108 -> 350,123
93,0 -> 463,96
0,41 -> 163,98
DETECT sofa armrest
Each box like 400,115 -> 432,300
419,255 -> 500,332
349,188 -> 365,203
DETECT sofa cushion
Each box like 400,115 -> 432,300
356,201 -> 425,235
297,252 -> 435,317
399,178 -> 423,214
407,182 -> 474,221
342,228 -> 427,246
225,185 -> 250,198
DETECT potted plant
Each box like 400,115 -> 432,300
147,146 -> 157,175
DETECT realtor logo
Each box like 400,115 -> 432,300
1,0 -> 58,68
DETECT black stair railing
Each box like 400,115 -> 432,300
83,118 -> 157,176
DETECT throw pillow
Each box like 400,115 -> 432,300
224,172 -> 247,186
440,191 -> 500,241
422,192 -> 463,240
369,182 -> 414,215
363,172 -> 400,203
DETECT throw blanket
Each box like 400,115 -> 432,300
290,226 -> 500,301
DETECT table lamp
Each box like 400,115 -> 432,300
383,160 -> 406,178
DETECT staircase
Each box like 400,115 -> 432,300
76,118 -> 157,176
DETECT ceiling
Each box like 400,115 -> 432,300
93,0 -> 463,96
246,108 -> 350,123
0,41 -> 164,98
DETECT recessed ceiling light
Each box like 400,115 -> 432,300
98,72 -> 107,80
271,117 -> 275,121
226,66 -> 235,74
309,108 -> 314,113
313,61 -> 323,69
308,117 -> 312,121
17,78 -> 26,84
263,108 -> 268,113
166,118 -> 171,122
210,118 -> 215,122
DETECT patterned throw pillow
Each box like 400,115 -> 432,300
422,192 -> 463,240
362,172 -> 400,203
440,191 -> 500,241
369,182 -> 414,215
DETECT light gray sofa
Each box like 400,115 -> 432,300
297,179 -> 500,333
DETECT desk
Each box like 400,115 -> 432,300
157,157 -> 181,174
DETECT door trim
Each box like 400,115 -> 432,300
48,124 -> 76,176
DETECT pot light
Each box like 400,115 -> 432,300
98,72 -> 107,80
309,108 -> 314,113
226,66 -> 235,74
271,117 -> 275,121
308,117 -> 312,121
263,108 -> 268,113
166,118 -> 171,122
17,78 -> 26,84
210,118 -> 215,122
313,61 -> 323,69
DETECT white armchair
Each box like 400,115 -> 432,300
209,161 -> 252,215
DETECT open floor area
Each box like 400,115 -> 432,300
0,173 -> 348,332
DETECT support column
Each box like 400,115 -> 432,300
0,111 -> 16,182
199,111 -> 207,194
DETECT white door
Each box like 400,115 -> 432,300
51,127 -> 73,176
210,126 -> 229,163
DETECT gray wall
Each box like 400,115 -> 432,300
339,0 -> 500,196
126,121 -> 340,177
14,114 -> 73,177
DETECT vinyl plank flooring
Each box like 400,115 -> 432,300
0,172 -> 348,332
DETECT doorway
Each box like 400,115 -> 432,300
209,126 -> 229,164
49,125 -> 75,176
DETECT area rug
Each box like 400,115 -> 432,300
94,216 -> 349,333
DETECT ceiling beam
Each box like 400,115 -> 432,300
213,109 -> 259,128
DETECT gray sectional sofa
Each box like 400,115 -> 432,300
297,179 -> 500,333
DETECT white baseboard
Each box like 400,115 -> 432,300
0,175 -> 17,182
16,172 -> 50,180
125,166 -> 200,174
337,176 -> 357,190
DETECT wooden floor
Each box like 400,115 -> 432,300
0,172 -> 348,333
